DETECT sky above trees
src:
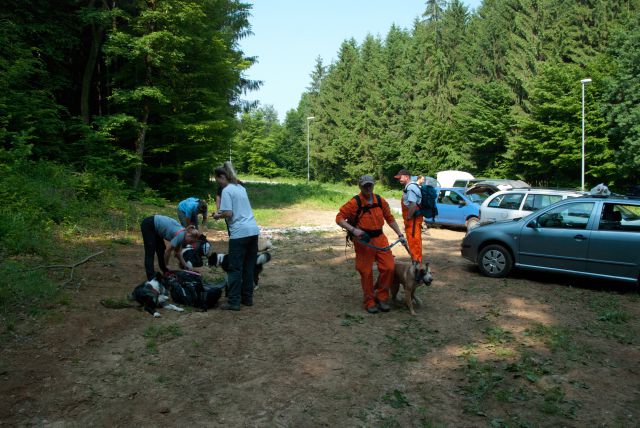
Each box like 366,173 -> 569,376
240,0 -> 482,121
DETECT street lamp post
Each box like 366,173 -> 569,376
580,78 -> 592,191
306,116 -> 315,182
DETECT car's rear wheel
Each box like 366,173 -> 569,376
478,244 -> 513,278
466,216 -> 479,231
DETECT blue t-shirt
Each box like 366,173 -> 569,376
178,197 -> 200,222
403,181 -> 422,207
220,184 -> 260,239
154,215 -> 186,247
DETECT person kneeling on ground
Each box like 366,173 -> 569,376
140,215 -> 200,280
177,197 -> 208,229
336,175 -> 406,314
212,164 -> 260,311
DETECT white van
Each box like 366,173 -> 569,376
436,170 -> 474,188
479,188 -> 585,224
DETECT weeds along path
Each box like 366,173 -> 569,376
1,208 -> 640,426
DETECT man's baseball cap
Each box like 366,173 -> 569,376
394,168 -> 411,178
358,175 -> 375,186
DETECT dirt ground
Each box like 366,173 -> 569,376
1,207 -> 639,427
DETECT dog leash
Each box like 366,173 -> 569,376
354,237 -> 403,252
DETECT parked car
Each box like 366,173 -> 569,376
425,187 -> 491,229
478,188 -> 584,225
461,195 -> 640,283
453,178 -> 530,190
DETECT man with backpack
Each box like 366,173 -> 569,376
395,168 -> 424,264
336,175 -> 405,314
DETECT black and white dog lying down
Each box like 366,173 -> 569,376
130,272 -> 184,317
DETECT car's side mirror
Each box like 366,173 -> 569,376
527,219 -> 538,228
458,200 -> 467,206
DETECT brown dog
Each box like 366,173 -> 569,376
391,260 -> 433,315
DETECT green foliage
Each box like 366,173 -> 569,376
382,389 -> 411,408
0,260 -> 58,324
230,0 -> 639,190
605,16 -> 640,184
0,151 -> 146,327
1,0 -> 256,196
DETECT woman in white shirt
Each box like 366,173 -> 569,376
212,166 -> 260,311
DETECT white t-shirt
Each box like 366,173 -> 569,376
220,184 -> 260,239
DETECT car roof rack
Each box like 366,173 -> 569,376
581,193 -> 640,200
504,187 -> 584,192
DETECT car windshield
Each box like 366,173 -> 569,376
467,191 -> 491,203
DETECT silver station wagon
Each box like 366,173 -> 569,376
461,196 -> 640,284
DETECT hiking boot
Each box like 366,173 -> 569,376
219,303 -> 240,311
241,300 -> 253,307
366,306 -> 380,314
378,300 -> 390,312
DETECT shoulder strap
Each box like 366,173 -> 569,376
350,195 -> 363,226
350,194 -> 381,227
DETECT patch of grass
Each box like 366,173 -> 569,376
483,326 -> 514,346
143,323 -> 183,341
461,355 -> 504,414
524,323 -> 573,353
0,260 -> 59,320
378,415 -> 402,428
494,386 -> 531,403
339,313 -> 364,327
146,339 -> 158,354
597,310 -> 630,324
583,297 -> 634,344
494,347 -> 516,358
384,319 -> 433,363
56,293 -> 72,306
540,386 -> 575,417
382,389 -> 411,409
506,353 -> 551,384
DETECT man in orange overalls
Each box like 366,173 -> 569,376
394,168 -> 423,264
336,175 -> 406,314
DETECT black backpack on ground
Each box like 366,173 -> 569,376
166,271 -> 224,311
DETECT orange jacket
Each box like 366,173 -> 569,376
336,193 -> 395,230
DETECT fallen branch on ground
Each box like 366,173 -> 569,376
25,251 -> 104,288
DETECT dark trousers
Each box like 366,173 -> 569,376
226,234 -> 259,307
141,216 -> 168,280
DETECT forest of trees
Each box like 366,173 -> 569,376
1,0 -> 256,197
2,0 -> 640,195
233,0 -> 640,190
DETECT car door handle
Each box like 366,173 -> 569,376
574,234 -> 588,241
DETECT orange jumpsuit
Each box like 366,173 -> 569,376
336,193 -> 396,310
402,192 -> 423,264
